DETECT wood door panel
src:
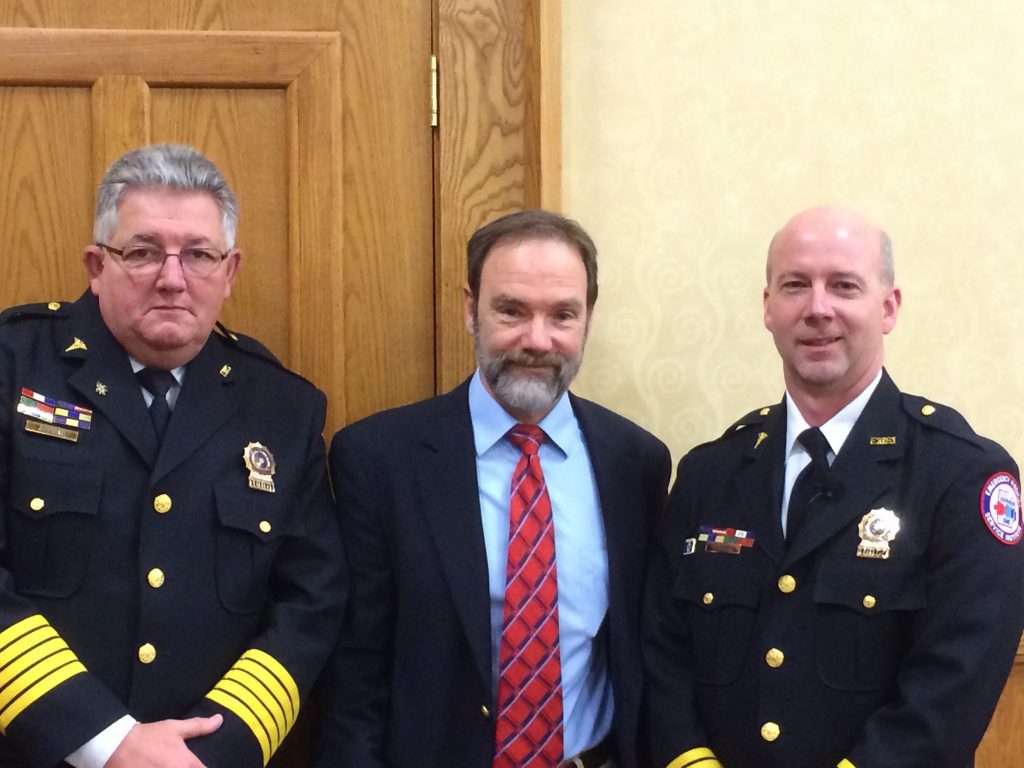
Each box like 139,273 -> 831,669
0,86 -> 92,307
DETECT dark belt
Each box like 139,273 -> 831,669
561,736 -> 613,768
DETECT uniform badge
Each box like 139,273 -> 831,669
95,382 -> 108,396
64,337 -> 88,352
754,432 -> 768,450
698,526 -> 755,554
683,537 -> 696,556
243,441 -> 277,493
980,472 -> 1022,545
857,508 -> 900,559
17,388 -> 93,430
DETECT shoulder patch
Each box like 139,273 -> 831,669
0,301 -> 70,324
901,393 -> 985,448
720,405 -> 773,438
980,472 -> 1022,545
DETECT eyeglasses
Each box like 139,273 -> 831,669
96,242 -> 230,278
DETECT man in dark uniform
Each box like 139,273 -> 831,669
0,144 -> 345,767
314,210 -> 670,768
644,205 -> 1023,768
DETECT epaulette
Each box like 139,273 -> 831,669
0,300 -> 70,324
720,404 -> 775,438
215,322 -> 282,366
901,392 -> 985,448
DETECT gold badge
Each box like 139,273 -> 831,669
243,442 -> 276,493
95,382 -> 108,396
219,364 -> 232,378
64,337 -> 88,352
25,419 -> 78,443
869,436 -> 896,445
754,431 -> 768,449
857,507 -> 901,559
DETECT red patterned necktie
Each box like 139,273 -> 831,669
494,424 -> 564,768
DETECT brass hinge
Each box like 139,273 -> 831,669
430,54 -> 438,127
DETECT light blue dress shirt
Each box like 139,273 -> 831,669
469,370 -> 613,757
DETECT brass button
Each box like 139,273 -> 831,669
481,705 -> 490,717
702,592 -> 714,605
761,722 -> 780,742
29,497 -> 45,512
777,574 -> 796,593
138,643 -> 156,664
863,594 -> 877,609
147,568 -> 165,588
921,404 -> 936,416
765,648 -> 785,668
259,520 -> 272,534
153,494 -> 172,514
759,407 -> 771,416
47,302 -> 61,311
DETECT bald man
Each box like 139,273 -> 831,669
643,206 -> 1024,768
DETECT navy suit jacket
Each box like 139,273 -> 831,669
314,380 -> 670,768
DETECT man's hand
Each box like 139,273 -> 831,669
105,714 -> 223,768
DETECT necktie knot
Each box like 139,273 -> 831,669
508,424 -> 546,456
797,426 -> 831,472
136,367 -> 176,401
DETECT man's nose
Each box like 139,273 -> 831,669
521,316 -> 554,351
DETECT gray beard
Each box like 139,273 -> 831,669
475,338 -> 581,416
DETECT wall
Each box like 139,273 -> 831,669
563,0 -> 1024,468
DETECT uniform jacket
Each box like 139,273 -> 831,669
644,371 -> 1024,768
313,379 -> 671,768
0,292 -> 346,768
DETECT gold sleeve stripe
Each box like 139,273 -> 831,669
0,615 -> 86,732
241,649 -> 299,716
206,688 -> 272,766
667,747 -> 723,768
838,761 -> 857,768
204,649 -> 300,766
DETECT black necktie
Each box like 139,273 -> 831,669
136,367 -> 177,441
787,427 -> 833,539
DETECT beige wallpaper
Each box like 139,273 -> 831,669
563,0 -> 1024,469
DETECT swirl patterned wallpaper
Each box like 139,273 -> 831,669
563,0 -> 1024,469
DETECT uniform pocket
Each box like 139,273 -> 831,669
813,557 -> 926,690
6,458 -> 101,597
671,558 -> 762,685
213,482 -> 304,614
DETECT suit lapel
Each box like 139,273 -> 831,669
64,293 -> 159,465
414,383 -> 494,693
151,337 -> 237,483
784,373 -> 906,566
733,403 -> 788,565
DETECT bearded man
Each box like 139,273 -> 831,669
313,209 -> 671,768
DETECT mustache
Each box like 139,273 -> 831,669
497,349 -> 566,369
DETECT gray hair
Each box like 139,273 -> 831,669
766,229 -> 895,286
93,144 -> 239,247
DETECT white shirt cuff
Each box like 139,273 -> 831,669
65,715 -> 137,768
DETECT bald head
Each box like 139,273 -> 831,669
767,206 -> 894,287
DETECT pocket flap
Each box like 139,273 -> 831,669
214,483 -> 304,541
814,557 -> 926,614
9,458 -> 101,518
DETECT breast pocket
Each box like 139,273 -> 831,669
671,557 -> 762,685
813,557 -> 926,691
213,483 -> 305,614
6,458 -> 102,597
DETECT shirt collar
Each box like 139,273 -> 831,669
468,369 -> 575,458
129,356 -> 186,386
784,368 -> 883,461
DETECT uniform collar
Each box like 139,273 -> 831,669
784,368 -> 883,462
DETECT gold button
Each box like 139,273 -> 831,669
147,568 -> 165,588
153,494 -> 172,514
29,497 -> 45,512
702,592 -> 714,605
761,721 -> 780,742
259,520 -> 272,534
481,705 -> 490,717
765,648 -> 785,668
759,407 -> 771,416
921,404 -> 936,416
47,302 -> 60,311
138,643 -> 156,664
777,574 -> 796,593
863,595 -> 877,609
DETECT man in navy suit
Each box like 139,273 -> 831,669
314,210 -> 671,768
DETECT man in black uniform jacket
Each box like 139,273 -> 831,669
0,144 -> 345,768
644,205 -> 1023,768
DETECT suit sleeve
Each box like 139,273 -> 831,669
839,450 -> 1024,768
187,390 -> 348,768
0,339 -> 128,768
310,426 -> 392,768
642,454 -> 724,768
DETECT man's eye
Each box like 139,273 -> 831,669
123,247 -> 161,264
182,248 -> 220,264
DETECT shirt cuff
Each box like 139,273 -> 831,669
65,715 -> 137,768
